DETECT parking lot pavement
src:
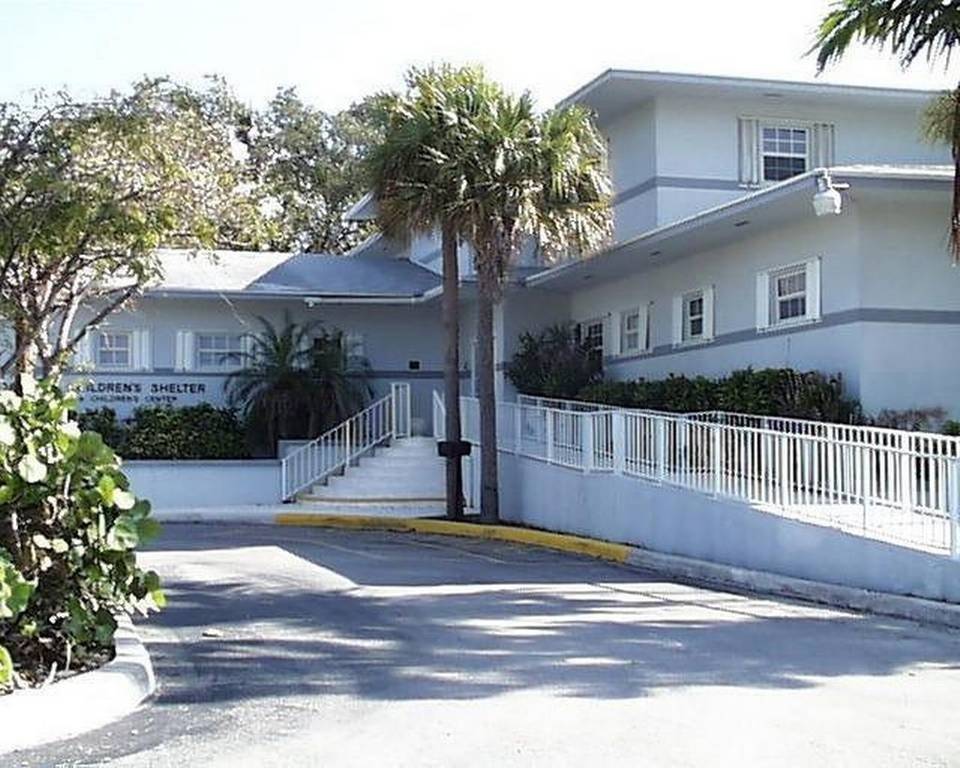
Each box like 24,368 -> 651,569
13,522 -> 960,767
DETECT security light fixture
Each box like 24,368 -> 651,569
813,172 -> 848,217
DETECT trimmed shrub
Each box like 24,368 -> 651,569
578,368 -> 861,423
78,404 -> 249,460
0,376 -> 163,689
505,324 -> 602,399
122,404 -> 249,460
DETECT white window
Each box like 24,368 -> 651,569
619,305 -> 650,355
672,287 -> 714,346
195,332 -> 245,370
577,318 -> 605,366
761,125 -> 808,183
96,331 -> 133,369
343,332 -> 365,365
739,119 -> 834,187
756,258 -> 822,331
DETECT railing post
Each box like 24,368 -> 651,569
656,417 -> 666,482
612,411 -> 625,475
899,433 -> 912,513
546,410 -> 555,464
950,458 -> 960,560
860,445 -> 870,533
582,414 -> 594,473
779,433 -> 789,507
514,404 -> 522,455
712,422 -> 722,496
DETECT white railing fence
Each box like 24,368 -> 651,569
281,389 -> 406,501
433,390 -> 446,440
461,395 -> 960,557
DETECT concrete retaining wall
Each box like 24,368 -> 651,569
124,460 -> 282,508
491,450 -> 960,603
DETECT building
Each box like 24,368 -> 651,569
33,69 -> 955,428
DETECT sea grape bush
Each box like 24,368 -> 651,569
0,376 -> 163,690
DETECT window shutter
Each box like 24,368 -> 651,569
738,118 -> 760,186
810,123 -> 835,169
756,271 -> 771,330
805,258 -> 822,321
638,303 -> 651,353
73,331 -> 94,369
671,295 -> 684,346
133,329 -> 152,371
175,331 -> 194,372
702,286 -> 715,340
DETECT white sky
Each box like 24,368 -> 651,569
1,0 -> 957,111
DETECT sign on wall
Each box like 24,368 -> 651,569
65,374 -> 229,417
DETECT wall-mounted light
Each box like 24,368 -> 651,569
812,172 -> 848,217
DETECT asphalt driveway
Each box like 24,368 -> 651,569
13,523 -> 960,767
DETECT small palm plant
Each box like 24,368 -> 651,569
226,314 -> 370,453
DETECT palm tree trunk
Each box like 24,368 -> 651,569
441,221 -> 464,520
475,271 -> 500,524
951,81 -> 960,263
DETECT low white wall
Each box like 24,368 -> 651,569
492,451 -> 960,603
124,460 -> 282,509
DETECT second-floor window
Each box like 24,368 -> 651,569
761,125 -> 808,182
196,333 -> 245,370
577,319 -> 605,366
96,331 -> 132,369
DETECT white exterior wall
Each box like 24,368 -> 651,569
65,296 -> 446,433
604,91 -> 950,238
553,189 -> 960,417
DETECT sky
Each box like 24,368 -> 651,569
1,0 -> 957,112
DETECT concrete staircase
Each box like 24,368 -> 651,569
297,437 -> 445,516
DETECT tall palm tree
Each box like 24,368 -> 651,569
812,0 -> 960,259
462,94 -> 613,523
226,314 -> 370,454
367,66 -> 503,520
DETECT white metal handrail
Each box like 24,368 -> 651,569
463,396 -> 960,557
281,393 -> 395,500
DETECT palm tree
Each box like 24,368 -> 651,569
226,314 -> 370,454
367,66 -> 503,520
462,93 -> 613,523
812,0 -> 960,259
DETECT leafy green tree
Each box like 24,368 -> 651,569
462,90 -> 612,523
812,0 -> 960,258
226,315 -> 370,454
367,66 -> 501,520
249,89 -> 384,253
0,78 -> 271,379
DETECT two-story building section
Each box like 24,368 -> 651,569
7,68 -> 953,429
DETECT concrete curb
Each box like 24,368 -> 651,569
275,512 -> 960,630
0,616 -> 156,756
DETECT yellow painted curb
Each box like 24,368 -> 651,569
274,513 -> 632,564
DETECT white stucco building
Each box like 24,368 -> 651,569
18,69 -> 954,428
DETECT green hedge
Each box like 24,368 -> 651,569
78,404 -> 250,460
577,368 -> 861,423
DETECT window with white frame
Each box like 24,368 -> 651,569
195,332 -> 245,370
619,305 -> 650,355
756,258 -> 821,331
577,319 -> 605,366
761,125 -> 808,182
96,331 -> 133,369
672,287 -> 714,346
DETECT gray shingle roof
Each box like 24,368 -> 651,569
148,249 -> 440,299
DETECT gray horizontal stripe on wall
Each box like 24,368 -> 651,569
614,176 -> 744,205
603,307 -> 960,367
69,369 -> 464,380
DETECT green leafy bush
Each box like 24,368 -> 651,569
578,368 -> 861,423
0,376 -> 163,690
78,404 -> 249,460
505,324 -> 602,399
122,404 -> 249,460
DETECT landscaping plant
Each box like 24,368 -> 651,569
505,324 -> 602,399
0,376 -> 163,691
